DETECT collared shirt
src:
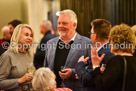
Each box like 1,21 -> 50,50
59,32 -> 77,43
97,43 -> 108,52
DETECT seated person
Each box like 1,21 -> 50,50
32,67 -> 72,91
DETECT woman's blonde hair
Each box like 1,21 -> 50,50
109,24 -> 136,54
8,24 -> 34,55
32,67 -> 56,91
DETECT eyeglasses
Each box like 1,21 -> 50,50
88,32 -> 95,35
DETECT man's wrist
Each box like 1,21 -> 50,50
93,65 -> 100,70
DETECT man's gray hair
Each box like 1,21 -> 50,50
59,9 -> 77,24
42,20 -> 52,30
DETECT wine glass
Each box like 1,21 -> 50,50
60,66 -> 66,87
27,63 -> 35,74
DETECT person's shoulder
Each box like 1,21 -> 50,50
77,34 -> 91,43
47,37 -> 59,43
108,55 -> 124,64
0,50 -> 13,63
81,36 -> 90,41
2,50 -> 14,56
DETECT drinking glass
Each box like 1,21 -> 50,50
60,66 -> 66,87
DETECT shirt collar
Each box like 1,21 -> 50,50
59,32 -> 77,43
97,43 -> 108,52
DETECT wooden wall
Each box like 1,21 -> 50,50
60,0 -> 136,37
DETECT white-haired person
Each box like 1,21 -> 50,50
0,24 -> 35,91
32,67 -> 72,91
44,9 -> 91,91
89,24 -> 136,91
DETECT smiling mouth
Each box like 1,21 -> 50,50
59,28 -> 66,31
26,41 -> 32,44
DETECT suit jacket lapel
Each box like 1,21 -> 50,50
65,33 -> 82,66
49,37 -> 59,70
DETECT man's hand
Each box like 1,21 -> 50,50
78,55 -> 89,64
91,47 -> 105,67
59,68 -> 72,79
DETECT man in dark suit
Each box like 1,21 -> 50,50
44,9 -> 92,91
75,19 -> 114,90
34,20 -> 55,69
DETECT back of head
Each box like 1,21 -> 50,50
42,20 -> 52,30
59,9 -> 77,24
91,19 -> 112,40
109,24 -> 135,54
32,67 -> 56,91
1,26 -> 11,40
8,19 -> 22,28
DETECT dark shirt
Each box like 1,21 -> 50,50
34,31 -> 55,69
0,38 -> 10,56
54,40 -> 73,87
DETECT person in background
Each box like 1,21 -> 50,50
34,20 -> 55,69
8,19 -> 22,35
44,9 -> 91,91
32,67 -> 72,91
91,24 -> 136,91
0,26 -> 11,55
1,26 -> 11,42
75,19 -> 114,90
0,24 -> 34,91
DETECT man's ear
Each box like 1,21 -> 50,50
73,23 -> 77,28
95,34 -> 99,40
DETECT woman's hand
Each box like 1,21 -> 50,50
91,47 -> 105,69
18,73 -> 33,84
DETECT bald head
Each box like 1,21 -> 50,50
1,26 -> 11,40
40,20 -> 52,35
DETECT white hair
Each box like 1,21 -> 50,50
32,67 -> 56,91
42,20 -> 52,30
59,9 -> 77,24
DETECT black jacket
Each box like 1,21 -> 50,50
34,31 -> 55,69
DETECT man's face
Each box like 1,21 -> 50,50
90,26 -> 96,45
8,24 -> 14,35
57,14 -> 76,39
